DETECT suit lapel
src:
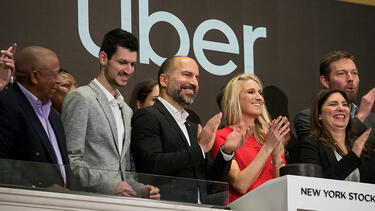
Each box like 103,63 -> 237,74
120,103 -> 130,160
155,100 -> 190,147
320,143 -> 338,166
89,81 -> 121,158
49,109 -> 69,165
48,109 -> 70,185
185,120 -> 198,146
13,84 -> 58,164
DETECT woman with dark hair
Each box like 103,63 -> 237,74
51,69 -> 78,113
211,73 -> 290,203
128,79 -> 159,172
129,79 -> 159,111
300,89 -> 375,182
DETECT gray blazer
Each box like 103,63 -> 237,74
61,80 -> 143,195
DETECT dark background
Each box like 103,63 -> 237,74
1,0 -> 374,137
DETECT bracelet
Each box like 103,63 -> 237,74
271,160 -> 285,168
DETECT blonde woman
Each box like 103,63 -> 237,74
211,73 -> 290,202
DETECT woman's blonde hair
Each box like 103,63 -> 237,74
221,73 -> 271,144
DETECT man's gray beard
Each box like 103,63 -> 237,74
174,94 -> 195,107
168,87 -> 195,107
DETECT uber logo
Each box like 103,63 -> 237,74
78,0 -> 267,75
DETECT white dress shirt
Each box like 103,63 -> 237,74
94,79 -> 125,155
158,97 -> 234,160
158,97 -> 234,203
158,97 -> 192,145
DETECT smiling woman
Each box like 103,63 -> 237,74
129,79 -> 159,111
319,92 -> 350,137
300,89 -> 375,183
211,73 -> 291,203
51,69 -> 78,113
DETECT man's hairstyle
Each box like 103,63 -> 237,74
158,57 -> 179,85
158,56 -> 190,85
15,46 -> 56,84
100,28 -> 138,60
319,50 -> 354,78
129,79 -> 158,111
221,73 -> 271,144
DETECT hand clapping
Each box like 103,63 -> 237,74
263,116 -> 290,153
198,112 -> 222,153
352,128 -> 372,157
222,121 -> 254,154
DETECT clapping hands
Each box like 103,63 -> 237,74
356,87 -> 375,122
115,181 -> 160,200
263,116 -> 290,157
198,112 -> 222,153
352,128 -> 372,157
141,184 -> 160,200
222,121 -> 254,154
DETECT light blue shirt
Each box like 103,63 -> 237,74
351,103 -> 359,118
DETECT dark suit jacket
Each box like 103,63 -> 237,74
131,99 -> 231,203
300,137 -> 375,183
0,83 -> 73,188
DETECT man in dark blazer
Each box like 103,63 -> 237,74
131,56 -> 245,204
0,46 -> 72,189
295,50 -> 375,150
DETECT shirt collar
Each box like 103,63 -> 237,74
17,82 -> 52,116
94,79 -> 124,106
158,97 -> 189,122
351,103 -> 358,118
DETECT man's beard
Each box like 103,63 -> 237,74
345,90 -> 357,104
167,84 -> 197,107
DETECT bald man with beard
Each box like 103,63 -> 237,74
131,56 -> 245,204
0,46 -> 71,189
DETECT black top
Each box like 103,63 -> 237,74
300,137 -> 375,183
